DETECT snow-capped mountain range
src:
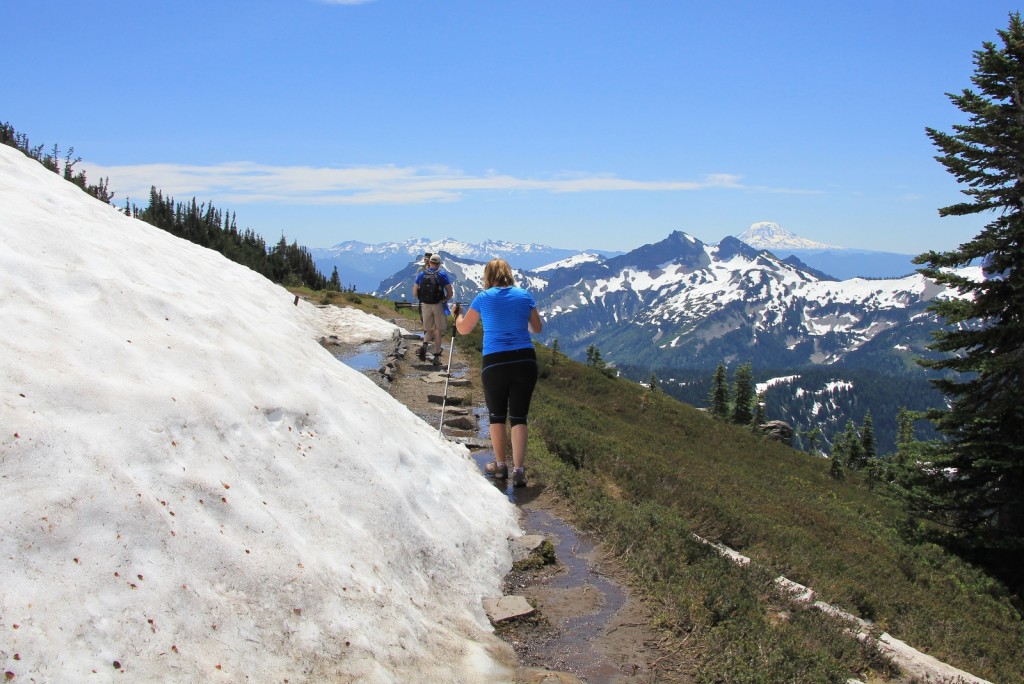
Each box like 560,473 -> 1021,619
330,223 -> 961,454
314,221 -> 920,294
532,231 -> 973,371
374,229 -> 974,375
311,237 -> 619,293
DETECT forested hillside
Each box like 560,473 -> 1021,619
124,188 -> 335,291
629,364 -> 942,456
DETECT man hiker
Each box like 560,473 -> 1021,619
415,252 -> 432,338
413,254 -> 453,365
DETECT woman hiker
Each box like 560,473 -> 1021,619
453,258 -> 543,487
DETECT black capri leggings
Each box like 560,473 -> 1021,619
481,347 -> 539,427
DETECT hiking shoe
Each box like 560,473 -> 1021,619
432,353 -> 442,366
417,345 -> 427,362
485,460 -> 508,479
511,467 -> 527,488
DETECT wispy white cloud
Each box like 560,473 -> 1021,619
81,160 -> 801,206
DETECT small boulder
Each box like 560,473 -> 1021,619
757,420 -> 794,446
511,534 -> 547,564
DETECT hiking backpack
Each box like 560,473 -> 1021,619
418,270 -> 444,304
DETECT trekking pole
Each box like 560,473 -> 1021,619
438,303 -> 462,435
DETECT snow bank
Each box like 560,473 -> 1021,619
0,144 -> 520,682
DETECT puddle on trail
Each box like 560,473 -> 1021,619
469,408 -> 631,683
516,508 -> 630,682
336,341 -> 387,372
339,338 -> 467,378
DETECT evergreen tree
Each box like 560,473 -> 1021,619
831,429 -> 848,468
551,338 -> 560,366
329,267 -> 342,292
861,411 -> 880,489
750,392 -> 767,428
648,372 -> 660,393
805,427 -> 821,456
830,453 -> 846,481
895,406 -> 916,451
585,345 -> 615,378
912,13 -> 1024,554
894,407 -> 919,468
708,363 -> 731,420
843,419 -> 866,470
860,411 -> 877,461
883,408 -> 924,487
730,362 -> 755,425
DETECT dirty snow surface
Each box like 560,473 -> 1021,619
0,144 -> 520,682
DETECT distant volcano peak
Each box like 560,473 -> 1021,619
736,221 -> 840,250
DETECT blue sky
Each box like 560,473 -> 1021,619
3,1 -> 1019,254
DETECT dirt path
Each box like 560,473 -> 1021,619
333,330 -> 691,683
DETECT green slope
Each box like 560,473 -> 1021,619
518,342 -> 1023,683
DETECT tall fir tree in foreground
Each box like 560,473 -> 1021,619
912,13 -> 1024,562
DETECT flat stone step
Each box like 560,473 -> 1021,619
443,415 -> 477,431
517,668 -> 585,684
483,595 -> 535,623
427,394 -> 469,406
449,436 -> 490,450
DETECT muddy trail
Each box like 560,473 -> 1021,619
330,333 -> 690,683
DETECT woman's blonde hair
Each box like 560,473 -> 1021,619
483,258 -> 515,288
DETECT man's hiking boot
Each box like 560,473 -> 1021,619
432,353 -> 442,367
417,345 -> 427,362
511,467 -> 527,488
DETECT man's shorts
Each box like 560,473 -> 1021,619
421,302 -> 447,331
